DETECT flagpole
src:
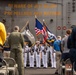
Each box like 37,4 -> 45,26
35,15 -> 37,19
43,19 -> 47,26
20,20 -> 29,32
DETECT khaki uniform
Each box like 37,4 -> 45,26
8,31 -> 24,75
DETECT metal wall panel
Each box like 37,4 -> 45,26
0,0 -> 73,39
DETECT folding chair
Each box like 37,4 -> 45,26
4,57 -> 19,75
0,59 -> 8,75
65,58 -> 72,75
59,59 -> 65,75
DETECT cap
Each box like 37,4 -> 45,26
36,41 -> 40,44
14,26 -> 19,31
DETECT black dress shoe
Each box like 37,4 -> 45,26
51,67 -> 56,69
55,71 -> 58,74
44,67 -> 46,68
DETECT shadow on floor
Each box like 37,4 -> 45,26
31,74 -> 57,75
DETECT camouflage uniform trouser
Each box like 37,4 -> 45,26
10,48 -> 24,75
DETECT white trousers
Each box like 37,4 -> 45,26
43,53 -> 48,68
24,53 -> 27,67
51,52 -> 56,68
42,52 -> 44,65
29,53 -> 34,67
50,47 -> 56,68
36,53 -> 41,68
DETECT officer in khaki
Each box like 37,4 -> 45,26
8,26 -> 25,75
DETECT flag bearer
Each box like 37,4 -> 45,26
40,41 -> 45,66
36,44 -> 41,68
42,44 -> 48,68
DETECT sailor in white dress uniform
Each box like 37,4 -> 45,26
36,44 -> 41,68
29,47 -> 34,68
24,43 -> 29,68
42,45 -> 48,68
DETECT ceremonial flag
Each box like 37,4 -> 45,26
35,18 -> 43,36
42,20 -> 48,42
42,20 -> 57,45
21,21 -> 35,47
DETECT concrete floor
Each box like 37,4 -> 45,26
25,67 -> 56,75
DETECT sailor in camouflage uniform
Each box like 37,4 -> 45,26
8,26 -> 25,75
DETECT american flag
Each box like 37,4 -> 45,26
35,18 -> 43,36
35,18 -> 56,45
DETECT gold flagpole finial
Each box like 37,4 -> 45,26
43,19 -> 45,22
35,15 -> 37,18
